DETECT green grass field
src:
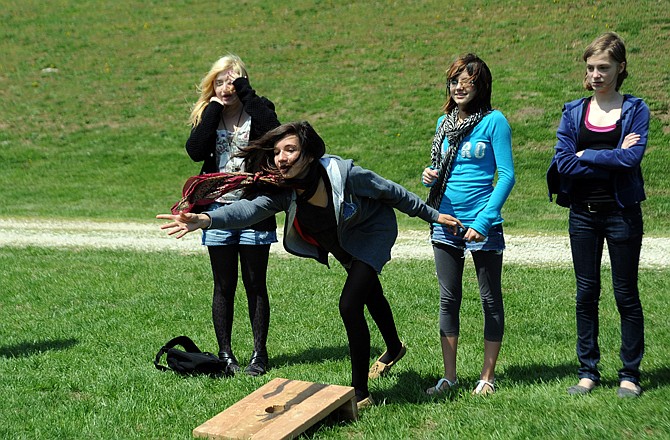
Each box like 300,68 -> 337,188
2,247 -> 669,439
1,1 -> 669,438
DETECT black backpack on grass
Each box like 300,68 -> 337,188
154,336 -> 227,377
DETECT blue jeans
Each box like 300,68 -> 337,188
568,204 -> 644,384
201,203 -> 277,246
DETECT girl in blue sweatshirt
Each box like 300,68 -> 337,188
423,54 -> 515,396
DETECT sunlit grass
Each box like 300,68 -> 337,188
1,0 -> 668,233
1,247 -> 668,439
1,1 -> 670,438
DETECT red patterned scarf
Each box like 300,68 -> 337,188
171,172 -> 282,214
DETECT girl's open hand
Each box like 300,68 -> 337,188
156,212 -> 210,239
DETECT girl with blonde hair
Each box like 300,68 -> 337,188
184,54 -> 281,376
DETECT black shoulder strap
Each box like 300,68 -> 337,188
154,336 -> 202,371
164,336 -> 202,353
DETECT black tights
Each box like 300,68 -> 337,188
339,260 -> 402,398
208,244 -> 271,357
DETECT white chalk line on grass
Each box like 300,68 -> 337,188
1,219 -> 668,268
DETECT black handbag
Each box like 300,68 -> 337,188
154,336 -> 227,377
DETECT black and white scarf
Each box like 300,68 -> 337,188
426,108 -> 489,209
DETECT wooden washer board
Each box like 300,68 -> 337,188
193,378 -> 358,439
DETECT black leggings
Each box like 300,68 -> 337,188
339,260 -> 402,396
433,243 -> 504,342
208,244 -> 271,356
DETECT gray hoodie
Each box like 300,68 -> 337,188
207,155 -> 440,273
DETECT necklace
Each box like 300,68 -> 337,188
221,107 -> 244,133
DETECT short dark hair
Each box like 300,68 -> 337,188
582,32 -> 628,91
443,53 -> 493,114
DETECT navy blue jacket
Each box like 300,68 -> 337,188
547,94 -> 649,208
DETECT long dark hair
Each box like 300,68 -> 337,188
443,53 -> 493,114
240,121 -> 325,174
239,121 -> 326,194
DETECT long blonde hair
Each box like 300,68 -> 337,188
188,54 -> 249,127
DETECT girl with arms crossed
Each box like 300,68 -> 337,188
548,33 -> 649,398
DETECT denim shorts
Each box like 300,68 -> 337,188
431,223 -> 505,252
201,202 -> 278,246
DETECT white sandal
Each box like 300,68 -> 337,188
426,377 -> 458,395
472,379 -> 495,396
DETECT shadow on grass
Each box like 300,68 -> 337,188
369,370 -> 510,405
645,366 -> 670,390
502,362 -> 575,383
597,365 -> 670,391
271,344 -> 351,367
276,355 -> 668,409
378,370 -> 459,404
503,363 -> 670,390
376,367 -> 577,405
0,338 -> 78,358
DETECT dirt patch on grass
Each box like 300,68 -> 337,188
2,219 -> 668,268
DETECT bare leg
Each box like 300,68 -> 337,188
480,339 -> 501,382
440,335 -> 458,382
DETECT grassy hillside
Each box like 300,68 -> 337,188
1,0 -> 668,234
